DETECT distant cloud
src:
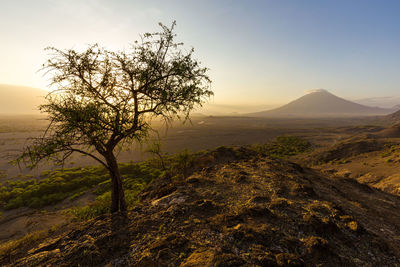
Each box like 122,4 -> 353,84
306,88 -> 329,94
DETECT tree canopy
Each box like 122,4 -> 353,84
18,22 -> 212,212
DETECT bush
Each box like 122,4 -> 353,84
168,149 -> 196,178
0,160 -> 162,211
253,136 -> 312,158
66,192 -> 111,220
0,167 -> 109,210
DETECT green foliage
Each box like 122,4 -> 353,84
0,161 -> 162,211
167,149 -> 196,179
381,145 -> 398,158
145,144 -> 200,180
254,136 -> 312,158
329,158 -> 351,165
66,192 -> 111,220
66,187 -> 146,220
120,161 -> 162,188
0,166 -> 108,210
145,141 -> 167,171
144,147 -> 199,181
0,170 -> 6,179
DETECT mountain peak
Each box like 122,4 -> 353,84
248,89 -> 393,117
306,88 -> 331,94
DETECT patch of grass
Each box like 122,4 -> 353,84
66,192 -> 111,220
0,170 -> 6,179
381,145 -> 398,158
253,136 -> 312,158
335,158 -> 351,165
64,161 -> 162,220
66,187 -> 146,220
69,190 -> 86,201
301,236 -> 328,253
0,160 -> 162,211
168,149 -> 196,179
0,166 -> 109,210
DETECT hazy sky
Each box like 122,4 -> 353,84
1,0 -> 400,106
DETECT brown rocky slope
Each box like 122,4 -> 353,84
3,148 -> 400,266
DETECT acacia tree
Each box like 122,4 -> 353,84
18,22 -> 212,213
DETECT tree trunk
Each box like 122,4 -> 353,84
105,152 -> 127,213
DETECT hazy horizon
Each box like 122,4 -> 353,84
2,0 -> 400,109
1,83 -> 399,116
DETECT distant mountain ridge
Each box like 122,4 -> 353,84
0,84 -> 46,114
354,96 -> 400,109
248,89 -> 395,117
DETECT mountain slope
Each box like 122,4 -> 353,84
375,123 -> 400,138
386,109 -> 400,122
3,148 -> 400,266
0,84 -> 46,114
249,89 -> 393,117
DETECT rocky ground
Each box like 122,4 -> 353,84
3,147 -> 400,266
303,130 -> 400,196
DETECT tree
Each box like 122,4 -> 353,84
18,22 -> 212,213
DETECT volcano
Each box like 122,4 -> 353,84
249,89 -> 393,117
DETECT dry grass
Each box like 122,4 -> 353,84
0,230 -> 48,260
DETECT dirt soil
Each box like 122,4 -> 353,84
0,190 -> 95,243
3,148 -> 400,266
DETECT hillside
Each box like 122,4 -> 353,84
2,146 -> 400,266
375,123 -> 400,138
386,109 -> 400,122
249,89 -> 393,118
303,134 -> 400,197
0,84 -> 46,114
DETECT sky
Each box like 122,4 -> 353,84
1,0 -> 400,109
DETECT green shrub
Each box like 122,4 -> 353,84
0,161 -> 162,211
254,136 -> 312,158
168,149 -> 195,178
0,167 -> 108,210
66,192 -> 111,220
67,187 -> 146,220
